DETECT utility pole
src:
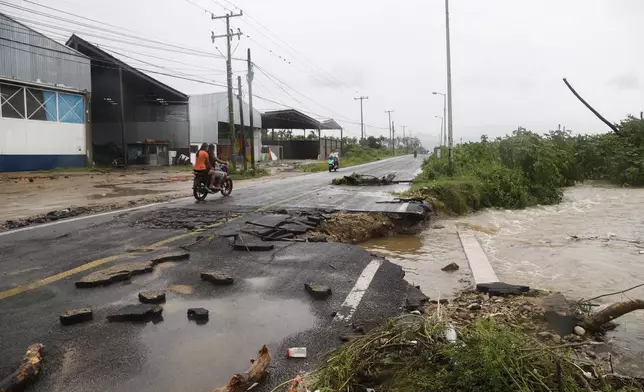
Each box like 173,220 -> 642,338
212,11 -> 243,170
118,66 -> 127,167
354,96 -> 369,140
402,125 -> 407,153
444,0 -> 454,164
384,109 -> 394,154
392,121 -> 396,155
246,48 -> 256,169
237,76 -> 247,172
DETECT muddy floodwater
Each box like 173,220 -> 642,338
457,184 -> 644,375
370,184 -> 644,376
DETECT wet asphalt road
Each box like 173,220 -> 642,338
0,155 -> 426,391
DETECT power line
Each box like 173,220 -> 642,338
16,0 -> 227,60
0,38 -> 229,90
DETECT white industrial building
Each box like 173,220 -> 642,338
0,13 -> 91,172
189,92 -> 262,164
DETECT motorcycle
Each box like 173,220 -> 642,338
328,157 -> 339,172
192,164 -> 233,201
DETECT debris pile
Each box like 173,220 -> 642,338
309,289 -> 644,392
331,172 -> 398,186
0,344 -> 44,392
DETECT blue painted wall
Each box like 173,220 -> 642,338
0,155 -> 86,172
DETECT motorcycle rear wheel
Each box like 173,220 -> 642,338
193,185 -> 208,201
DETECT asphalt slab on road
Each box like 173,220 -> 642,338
0,155 -> 428,391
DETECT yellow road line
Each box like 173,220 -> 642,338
0,220 -> 230,300
0,254 -> 128,300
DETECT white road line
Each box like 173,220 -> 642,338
397,202 -> 410,213
333,259 -> 383,322
0,201 -> 179,237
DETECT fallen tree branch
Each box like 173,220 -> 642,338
0,343 -> 44,392
581,283 -> 644,304
212,345 -> 271,392
562,78 -> 620,134
582,299 -> 644,332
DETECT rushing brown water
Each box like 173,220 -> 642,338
457,184 -> 644,375
365,184 -> 644,375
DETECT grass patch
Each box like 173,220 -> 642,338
228,167 -> 269,180
311,316 -> 642,392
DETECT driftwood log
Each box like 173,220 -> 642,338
0,344 -> 44,392
212,345 -> 271,392
582,299 -> 644,332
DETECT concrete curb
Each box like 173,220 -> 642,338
457,230 -> 499,285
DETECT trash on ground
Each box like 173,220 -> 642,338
286,347 -> 307,358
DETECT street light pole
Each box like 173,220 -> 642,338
435,115 -> 443,148
444,0 -> 454,164
385,109 -> 394,154
432,91 -> 447,147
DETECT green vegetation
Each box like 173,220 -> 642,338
228,166 -> 269,180
312,316 -> 640,392
411,116 -> 644,215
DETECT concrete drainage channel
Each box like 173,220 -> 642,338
1,207 -> 436,392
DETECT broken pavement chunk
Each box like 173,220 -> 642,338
151,251 -> 190,264
59,308 -> 93,325
441,262 -> 460,272
187,308 -> 209,320
75,261 -> 154,288
476,282 -> 530,297
138,290 -> 166,304
201,272 -> 234,285
305,283 -> 332,300
232,237 -> 275,251
107,304 -> 163,322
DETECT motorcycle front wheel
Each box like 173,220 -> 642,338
220,179 -> 233,196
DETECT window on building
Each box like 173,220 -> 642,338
26,88 -> 57,121
58,93 -> 84,123
0,84 -> 25,119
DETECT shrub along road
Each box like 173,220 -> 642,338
0,155 -> 427,392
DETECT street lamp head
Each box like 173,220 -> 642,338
432,92 -> 438,95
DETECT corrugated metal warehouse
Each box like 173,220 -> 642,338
0,13 -> 91,171
67,34 -> 190,166
189,92 -> 262,163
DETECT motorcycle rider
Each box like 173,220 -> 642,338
193,143 -> 218,192
207,143 -> 228,190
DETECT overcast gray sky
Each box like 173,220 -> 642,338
4,0 -> 644,148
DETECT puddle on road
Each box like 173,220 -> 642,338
88,185 -> 164,200
361,231 -> 470,298
126,294 -> 316,391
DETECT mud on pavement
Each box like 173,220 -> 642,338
0,209 -> 431,392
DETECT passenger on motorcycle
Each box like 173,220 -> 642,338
207,144 -> 228,189
193,143 -> 218,192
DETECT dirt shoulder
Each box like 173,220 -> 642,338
0,167 -> 305,230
